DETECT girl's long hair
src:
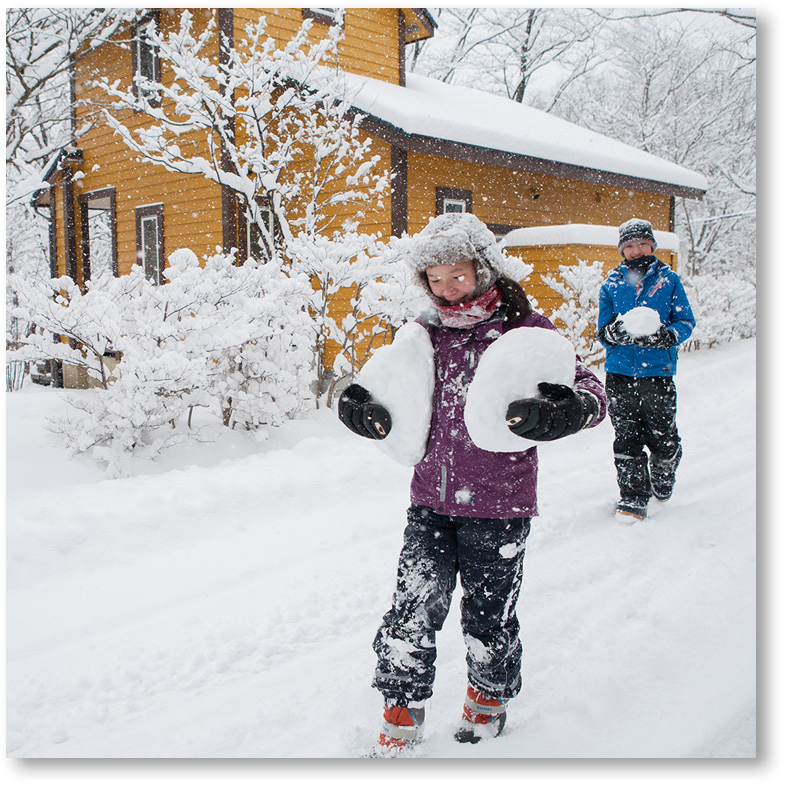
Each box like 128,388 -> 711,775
496,275 -> 533,325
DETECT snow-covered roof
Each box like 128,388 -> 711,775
501,223 -> 680,253
347,72 -> 707,197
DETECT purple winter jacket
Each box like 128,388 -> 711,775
409,309 -> 607,519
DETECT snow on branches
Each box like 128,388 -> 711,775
542,259 -> 606,366
8,250 -> 316,475
94,10 -> 390,392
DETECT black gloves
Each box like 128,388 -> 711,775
599,316 -> 633,346
338,384 -> 392,440
506,382 -> 598,442
601,315 -> 678,350
633,325 -> 678,349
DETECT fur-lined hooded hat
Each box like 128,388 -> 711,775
404,213 -> 506,298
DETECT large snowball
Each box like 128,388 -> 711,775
356,322 -> 434,466
621,306 -> 661,337
464,327 -> 576,452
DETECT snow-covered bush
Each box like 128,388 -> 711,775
541,259 -> 606,366
9,270 -> 131,389
682,272 -> 756,349
186,251 -> 315,429
8,249 -> 316,473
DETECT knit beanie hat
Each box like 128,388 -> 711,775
618,218 -> 657,256
405,213 -> 505,298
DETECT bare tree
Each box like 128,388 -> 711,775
407,8 -> 609,109
5,8 -> 134,199
554,14 -> 755,281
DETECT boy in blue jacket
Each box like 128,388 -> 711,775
598,218 -> 695,520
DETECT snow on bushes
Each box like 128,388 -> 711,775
8,250 -> 316,475
541,259 -> 606,366
682,272 -> 756,348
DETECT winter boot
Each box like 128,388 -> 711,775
371,703 -> 425,757
616,497 -> 648,520
454,684 -> 507,744
650,445 -> 682,501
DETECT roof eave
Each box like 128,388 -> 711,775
358,114 -> 705,200
31,147 -> 84,206
402,8 -> 436,43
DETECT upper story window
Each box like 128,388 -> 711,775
443,198 -> 467,214
302,8 -> 343,27
132,12 -> 161,107
436,187 -> 473,216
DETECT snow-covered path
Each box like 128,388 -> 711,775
6,340 -> 756,759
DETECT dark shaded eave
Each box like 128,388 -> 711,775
32,148 -> 84,206
359,114 -> 705,201
402,8 -> 436,43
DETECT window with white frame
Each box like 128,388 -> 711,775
136,204 -> 164,284
436,187 -> 473,216
443,198 -> 467,214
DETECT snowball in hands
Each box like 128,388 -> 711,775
464,327 -> 576,452
620,306 -> 661,337
356,322 -> 434,466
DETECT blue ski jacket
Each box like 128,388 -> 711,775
598,257 -> 695,378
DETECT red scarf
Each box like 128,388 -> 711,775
434,285 -> 502,329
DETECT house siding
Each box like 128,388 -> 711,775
232,8 -> 402,84
72,9 -> 225,277
404,150 -> 673,236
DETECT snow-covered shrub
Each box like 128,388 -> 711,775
9,270 -> 131,389
682,272 -> 756,349
188,251 -> 315,428
9,249 -> 316,472
541,259 -> 606,366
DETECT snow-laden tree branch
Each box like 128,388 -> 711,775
94,11 -> 392,394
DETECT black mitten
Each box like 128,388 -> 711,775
633,325 -> 677,349
506,382 -> 598,442
599,316 -> 633,346
338,384 -> 392,440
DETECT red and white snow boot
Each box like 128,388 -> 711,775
370,703 -> 425,757
454,684 -> 507,744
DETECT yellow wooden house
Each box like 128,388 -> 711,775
33,7 -> 706,381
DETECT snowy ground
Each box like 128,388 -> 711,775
4,338 -> 767,776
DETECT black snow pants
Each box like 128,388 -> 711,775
606,373 -> 682,503
372,504 -> 531,705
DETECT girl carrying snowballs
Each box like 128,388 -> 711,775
338,213 -> 606,756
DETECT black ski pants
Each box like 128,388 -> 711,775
372,504 -> 530,705
606,373 -> 682,502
